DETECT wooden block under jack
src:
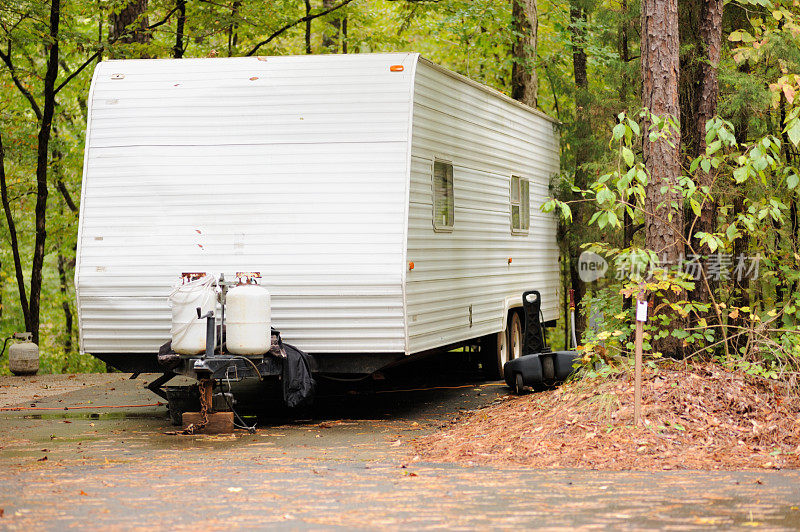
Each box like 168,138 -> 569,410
182,411 -> 234,434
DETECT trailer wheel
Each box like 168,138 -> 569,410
513,373 -> 525,395
481,329 -> 508,380
508,311 -> 523,361
482,310 -> 521,380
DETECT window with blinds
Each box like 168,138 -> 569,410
433,161 -> 454,231
511,175 -> 530,233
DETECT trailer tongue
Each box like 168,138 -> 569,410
156,276 -> 571,431
153,272 -> 315,431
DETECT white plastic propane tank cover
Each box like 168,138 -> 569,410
169,274 -> 216,355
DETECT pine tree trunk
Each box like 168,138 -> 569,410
684,0 -> 723,320
641,0 -> 684,357
511,0 -> 538,107
678,0 -> 702,159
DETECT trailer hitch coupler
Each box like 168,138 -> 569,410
195,307 -> 216,360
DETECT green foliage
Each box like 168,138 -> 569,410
544,1 -> 800,381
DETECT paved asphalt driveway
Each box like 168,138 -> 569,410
1,362 -> 799,530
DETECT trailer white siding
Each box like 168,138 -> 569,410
76,54 -> 416,355
76,53 -> 561,364
405,60 -> 561,354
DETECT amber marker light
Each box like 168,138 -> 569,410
508,258 -> 513,264
390,65 -> 404,72
409,261 -> 415,270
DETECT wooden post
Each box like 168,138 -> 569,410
634,292 -> 646,426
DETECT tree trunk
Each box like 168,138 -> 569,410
724,2 -> 751,354
619,0 -> 634,312
27,0 -> 61,345
51,131 -> 76,354
511,0 -> 538,107
110,0 -> 150,49
641,0 -> 684,357
678,0 -> 702,159
322,0 -> 342,53
342,15 -> 348,53
227,1 -> 241,57
684,0 -> 723,319
57,252 -> 73,354
618,0 -> 631,105
568,0 -> 590,339
305,0 -> 312,54
98,0 -> 104,44
696,0 -> 722,149
0,128 -> 31,330
174,0 -> 186,58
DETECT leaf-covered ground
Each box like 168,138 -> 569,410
413,362 -> 800,470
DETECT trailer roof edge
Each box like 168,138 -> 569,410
416,56 -> 561,127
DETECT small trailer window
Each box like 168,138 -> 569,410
433,161 -> 454,231
511,175 -> 530,233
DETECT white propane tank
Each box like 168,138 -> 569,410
169,274 -> 216,355
226,282 -> 271,355
9,332 -> 39,376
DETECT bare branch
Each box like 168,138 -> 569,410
56,180 -> 78,213
147,4 -> 182,30
245,0 -> 356,57
54,48 -> 102,95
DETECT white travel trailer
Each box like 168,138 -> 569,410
75,52 -> 561,381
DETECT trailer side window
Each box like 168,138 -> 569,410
511,175 -> 530,233
433,161 -> 454,231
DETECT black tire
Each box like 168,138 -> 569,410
481,309 -> 523,380
542,355 -> 555,382
514,373 -> 525,395
508,311 -> 523,361
480,330 -> 506,380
